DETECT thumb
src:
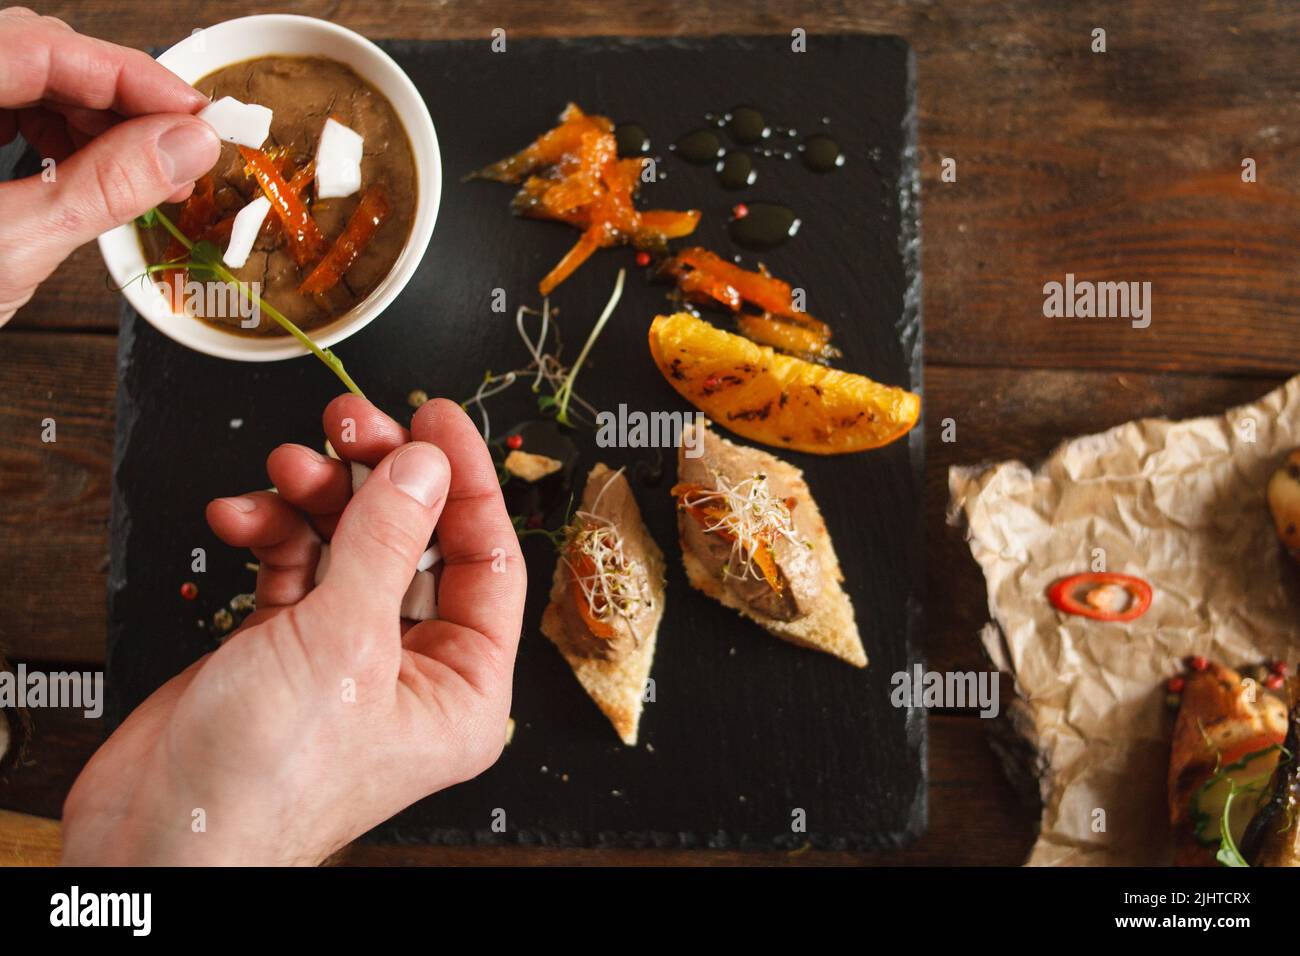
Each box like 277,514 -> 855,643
0,113 -> 218,299
321,442 -> 451,625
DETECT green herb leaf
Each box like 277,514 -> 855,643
1216,786 -> 1250,867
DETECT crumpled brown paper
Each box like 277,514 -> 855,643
948,375 -> 1300,866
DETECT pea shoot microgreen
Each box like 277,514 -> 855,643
131,207 -> 365,398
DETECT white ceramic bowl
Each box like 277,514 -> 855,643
97,14 -> 441,362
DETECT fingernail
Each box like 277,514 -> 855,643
158,121 -> 219,186
219,496 -> 256,514
389,443 -> 445,508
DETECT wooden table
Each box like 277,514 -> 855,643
3,0 -> 1297,866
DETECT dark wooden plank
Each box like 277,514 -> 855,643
10,0 -> 1300,379
0,332 -> 114,663
0,703 -> 101,823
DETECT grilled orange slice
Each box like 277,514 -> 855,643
648,312 -> 919,454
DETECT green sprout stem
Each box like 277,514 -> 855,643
147,208 -> 365,398
550,267 -> 624,426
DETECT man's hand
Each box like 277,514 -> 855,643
0,8 -> 219,324
60,396 -> 527,865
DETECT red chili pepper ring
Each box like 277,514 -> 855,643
1047,572 -> 1153,623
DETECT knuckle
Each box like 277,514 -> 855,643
359,509 -> 426,568
90,153 -> 144,226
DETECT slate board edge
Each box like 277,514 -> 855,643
106,308 -> 140,731
105,33 -> 927,853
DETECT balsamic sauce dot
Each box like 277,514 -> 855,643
726,106 -> 769,145
614,123 -> 650,158
716,151 -> 756,189
802,133 -> 844,173
728,201 -> 801,251
672,128 -> 725,164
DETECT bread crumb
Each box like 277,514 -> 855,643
504,450 -> 563,482
505,717 -> 515,745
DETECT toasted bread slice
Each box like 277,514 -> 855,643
541,464 -> 665,744
677,422 -> 866,668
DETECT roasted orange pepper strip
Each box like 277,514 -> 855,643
299,185 -> 390,295
570,551 -> 617,639
239,146 -> 327,268
735,314 -> 832,357
664,247 -> 833,353
670,248 -> 801,317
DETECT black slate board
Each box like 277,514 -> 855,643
108,34 -> 924,850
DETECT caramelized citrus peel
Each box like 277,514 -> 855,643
299,184 -> 390,295
239,145 -> 328,267
649,312 -> 920,454
472,103 -> 700,294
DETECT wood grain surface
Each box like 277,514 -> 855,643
2,0 -> 1297,866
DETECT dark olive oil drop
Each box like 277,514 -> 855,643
726,106 -> 768,145
802,133 -> 844,172
717,151 -> 756,189
729,202 -> 800,251
614,123 -> 650,157
673,128 -> 724,164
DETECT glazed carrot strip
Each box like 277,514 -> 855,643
239,146 -> 327,268
298,185 -> 390,295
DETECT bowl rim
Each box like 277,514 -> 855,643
96,14 -> 441,362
